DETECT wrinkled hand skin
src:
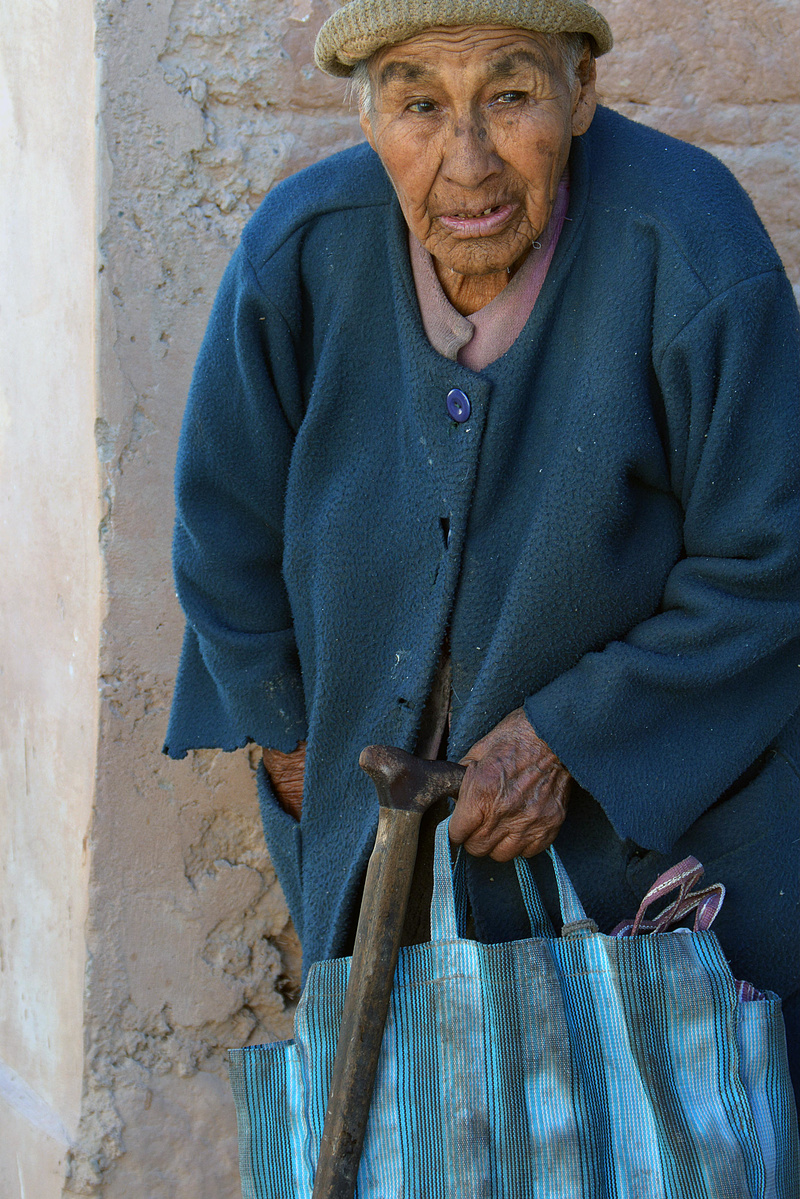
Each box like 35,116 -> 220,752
449,709 -> 570,861
262,741 -> 307,821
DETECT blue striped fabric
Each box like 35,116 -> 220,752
229,820 -> 800,1198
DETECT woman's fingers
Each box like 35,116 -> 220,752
447,758 -> 498,845
450,710 -> 570,858
456,771 -> 569,859
480,772 -> 571,860
262,740 -> 307,820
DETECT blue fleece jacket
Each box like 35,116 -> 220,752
165,107 -> 799,987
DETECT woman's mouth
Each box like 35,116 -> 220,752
437,203 -> 515,237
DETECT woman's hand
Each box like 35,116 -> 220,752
262,741 -> 307,821
449,710 -> 570,860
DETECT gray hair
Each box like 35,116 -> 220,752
347,58 -> 374,113
348,32 -> 591,116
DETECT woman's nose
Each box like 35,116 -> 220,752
440,119 -> 501,188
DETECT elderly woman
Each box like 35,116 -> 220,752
164,0 -> 799,1087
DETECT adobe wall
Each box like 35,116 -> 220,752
65,1 -> 355,1193
0,1 -> 796,1196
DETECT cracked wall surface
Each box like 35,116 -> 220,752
1,0 -> 797,1196
68,0 -> 351,1193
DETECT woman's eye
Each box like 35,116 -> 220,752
407,99 -> 437,114
491,90 -> 526,105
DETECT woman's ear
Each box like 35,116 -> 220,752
359,107 -> 377,150
571,50 -> 597,137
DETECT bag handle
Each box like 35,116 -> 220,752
514,857 -> 556,938
430,818 -> 589,942
544,846 -> 592,932
610,856 -> 725,937
430,818 -> 464,941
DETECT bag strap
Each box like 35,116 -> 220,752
514,858 -> 556,938
431,818 -> 582,941
430,817 -> 466,941
610,856 -> 726,937
545,846 -> 591,930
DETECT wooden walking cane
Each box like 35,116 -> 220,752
311,745 -> 466,1199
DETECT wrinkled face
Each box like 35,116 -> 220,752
360,26 -> 596,278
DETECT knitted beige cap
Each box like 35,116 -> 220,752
314,0 -> 612,77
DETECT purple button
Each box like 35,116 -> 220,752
446,388 -> 470,423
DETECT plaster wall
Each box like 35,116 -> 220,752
0,0 -> 101,1195
1,0 -> 796,1196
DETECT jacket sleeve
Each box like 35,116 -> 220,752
523,268 -> 800,851
164,245 -> 308,759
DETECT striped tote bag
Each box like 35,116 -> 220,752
229,818 -> 799,1198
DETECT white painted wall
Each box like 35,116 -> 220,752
0,2 -> 100,1195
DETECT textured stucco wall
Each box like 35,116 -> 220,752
65,1 -> 340,1192
1,1 -> 796,1196
0,1 -> 101,1197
